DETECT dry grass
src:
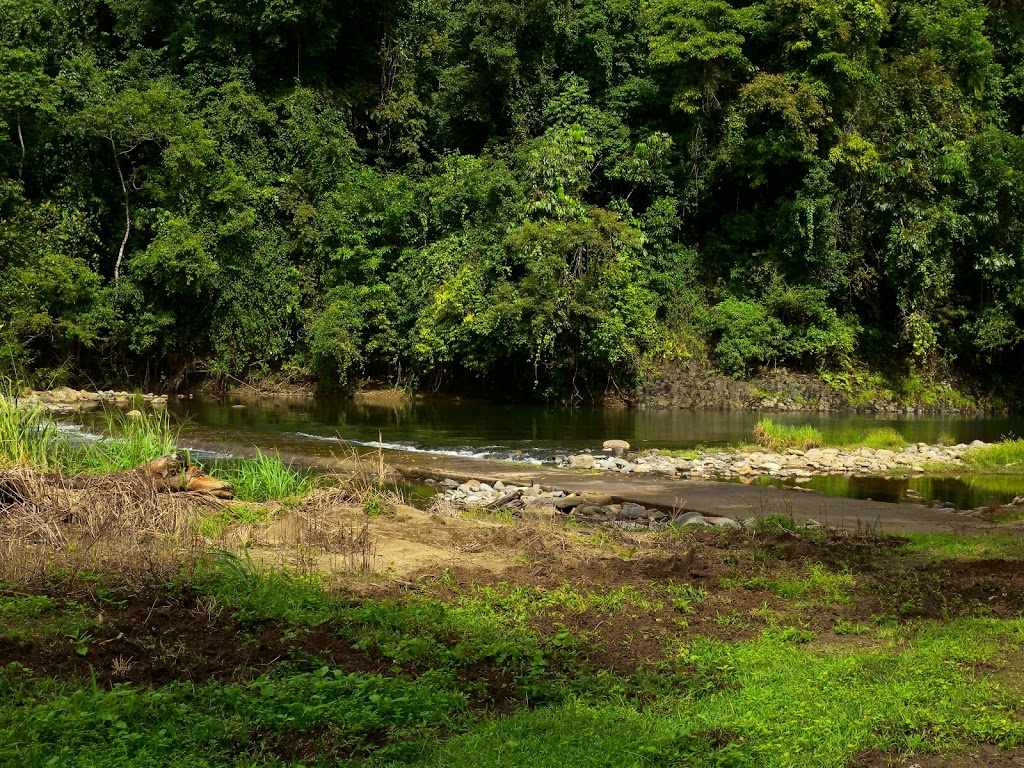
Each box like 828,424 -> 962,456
0,465 -> 218,587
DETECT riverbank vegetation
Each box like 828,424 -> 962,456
752,419 -> 911,452
0,397 -> 308,502
0,406 -> 1021,763
3,0 -> 1024,404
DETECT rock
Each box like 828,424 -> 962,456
602,439 -> 630,455
671,511 -> 710,527
125,410 -> 143,419
705,516 -> 739,529
440,479 -> 459,488
571,504 -> 609,519
568,454 -> 595,469
493,481 -> 505,491
617,503 -> 650,520
554,494 -> 585,511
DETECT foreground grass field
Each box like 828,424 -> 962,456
0,524 -> 1022,768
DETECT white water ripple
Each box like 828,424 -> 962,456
291,432 -> 545,464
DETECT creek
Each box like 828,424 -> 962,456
168,395 -> 1024,510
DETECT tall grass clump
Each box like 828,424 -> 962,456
216,450 -> 313,502
856,427 -> 909,450
752,419 -> 824,451
0,396 -> 178,474
73,409 -> 179,473
0,395 -> 69,469
961,438 -> 1024,470
823,426 -> 908,450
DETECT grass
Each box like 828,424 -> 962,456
0,395 -> 72,469
0,396 -> 177,474
213,450 -> 313,502
194,503 -> 279,538
897,531 -> 1024,561
418,620 -> 1024,768
1,395 -> 310,503
0,540 -> 1023,767
753,419 -> 912,452
752,419 -> 824,451
962,439 -> 1024,470
724,564 -> 856,604
843,427 -> 909,450
0,595 -> 92,642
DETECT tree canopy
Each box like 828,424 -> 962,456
2,0 -> 1023,401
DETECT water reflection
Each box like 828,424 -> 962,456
752,473 -> 1024,509
170,395 -> 1024,455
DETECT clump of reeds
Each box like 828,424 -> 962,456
214,450 -> 313,502
752,419 -> 824,451
0,397 -> 178,475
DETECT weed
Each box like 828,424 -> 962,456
194,504 -> 277,539
833,620 -> 871,635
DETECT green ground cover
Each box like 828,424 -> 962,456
0,529 -> 1021,768
751,419 -> 911,452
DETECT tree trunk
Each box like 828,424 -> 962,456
16,111 -> 25,180
111,136 -> 131,289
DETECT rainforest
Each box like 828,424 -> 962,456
3,0 -> 1024,403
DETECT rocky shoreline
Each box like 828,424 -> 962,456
431,475 -> 1024,532
8,387 -> 169,414
551,442 -> 981,480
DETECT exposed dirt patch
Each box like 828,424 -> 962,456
0,589 -> 392,688
861,557 -> 1024,620
851,745 -> 1024,767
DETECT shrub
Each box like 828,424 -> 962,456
709,299 -> 785,377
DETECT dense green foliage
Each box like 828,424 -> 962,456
4,0 -> 1024,400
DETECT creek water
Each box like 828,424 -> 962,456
167,396 -> 1024,509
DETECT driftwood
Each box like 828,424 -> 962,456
484,489 -> 525,512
